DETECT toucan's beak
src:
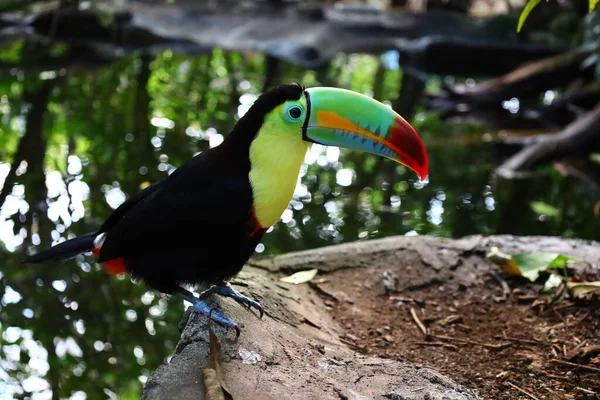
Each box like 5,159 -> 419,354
303,87 -> 428,181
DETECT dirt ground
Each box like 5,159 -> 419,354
314,267 -> 600,399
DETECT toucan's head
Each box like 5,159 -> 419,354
237,83 -> 428,181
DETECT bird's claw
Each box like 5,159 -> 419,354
192,299 -> 240,337
202,283 -> 264,319
233,295 -> 264,319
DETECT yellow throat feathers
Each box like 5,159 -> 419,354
249,104 -> 310,228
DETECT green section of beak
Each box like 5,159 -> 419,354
303,87 -> 428,180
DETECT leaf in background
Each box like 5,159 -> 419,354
530,201 -> 560,217
517,0 -> 542,32
139,181 -> 151,190
202,321 -> 233,400
568,281 -> 600,298
590,153 -> 600,164
280,269 -> 318,284
590,0 -> 599,12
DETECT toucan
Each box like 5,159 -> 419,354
23,84 -> 428,335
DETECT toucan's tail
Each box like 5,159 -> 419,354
22,232 -> 96,264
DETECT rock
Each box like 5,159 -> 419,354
143,268 -> 477,400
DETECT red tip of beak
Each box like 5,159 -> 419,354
389,117 -> 429,181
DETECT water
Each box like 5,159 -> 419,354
0,49 -> 598,399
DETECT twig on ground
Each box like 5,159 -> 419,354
572,311 -> 591,328
569,340 -> 588,354
550,359 -> 600,373
389,296 -> 415,303
576,387 -> 596,394
339,338 -> 357,346
410,307 -> 429,337
542,302 -> 574,314
494,335 -> 539,346
553,308 -> 567,325
415,341 -> 459,351
433,335 -> 509,350
506,381 -> 541,400
542,372 -> 569,381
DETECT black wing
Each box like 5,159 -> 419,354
97,152 -> 253,264
98,180 -> 165,234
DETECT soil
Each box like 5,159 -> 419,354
315,267 -> 600,399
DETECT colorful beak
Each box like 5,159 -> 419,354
303,87 -> 428,180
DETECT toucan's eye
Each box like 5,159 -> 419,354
284,103 -> 304,122
288,106 -> 302,119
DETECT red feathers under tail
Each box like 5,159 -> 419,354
23,232 -> 127,275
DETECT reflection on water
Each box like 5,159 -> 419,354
0,50 -> 598,398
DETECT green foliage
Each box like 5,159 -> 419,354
518,0 -> 600,32
530,201 -> 560,217
517,0 -> 542,33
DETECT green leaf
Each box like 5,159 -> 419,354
590,0 -> 599,12
512,253 -> 560,281
510,253 -> 577,282
543,273 -> 563,292
280,269 -> 318,284
530,201 -> 560,217
517,0 -> 542,33
547,254 -> 577,269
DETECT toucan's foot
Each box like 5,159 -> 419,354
201,282 -> 264,319
173,288 -> 240,336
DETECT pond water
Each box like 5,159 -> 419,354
0,49 -> 598,399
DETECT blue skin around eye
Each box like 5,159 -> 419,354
283,103 -> 304,122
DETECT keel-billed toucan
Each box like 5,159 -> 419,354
23,84 -> 428,335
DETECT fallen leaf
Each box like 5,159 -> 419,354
567,281 -> 600,298
511,253 -> 576,282
487,248 -> 577,286
280,268 -> 318,284
486,247 -> 521,276
203,369 -> 225,400
202,319 -> 233,400
543,273 -> 563,292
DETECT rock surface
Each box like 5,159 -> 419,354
143,235 -> 600,400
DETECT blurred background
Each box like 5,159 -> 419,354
0,0 -> 598,398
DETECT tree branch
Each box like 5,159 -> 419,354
495,103 -> 600,179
